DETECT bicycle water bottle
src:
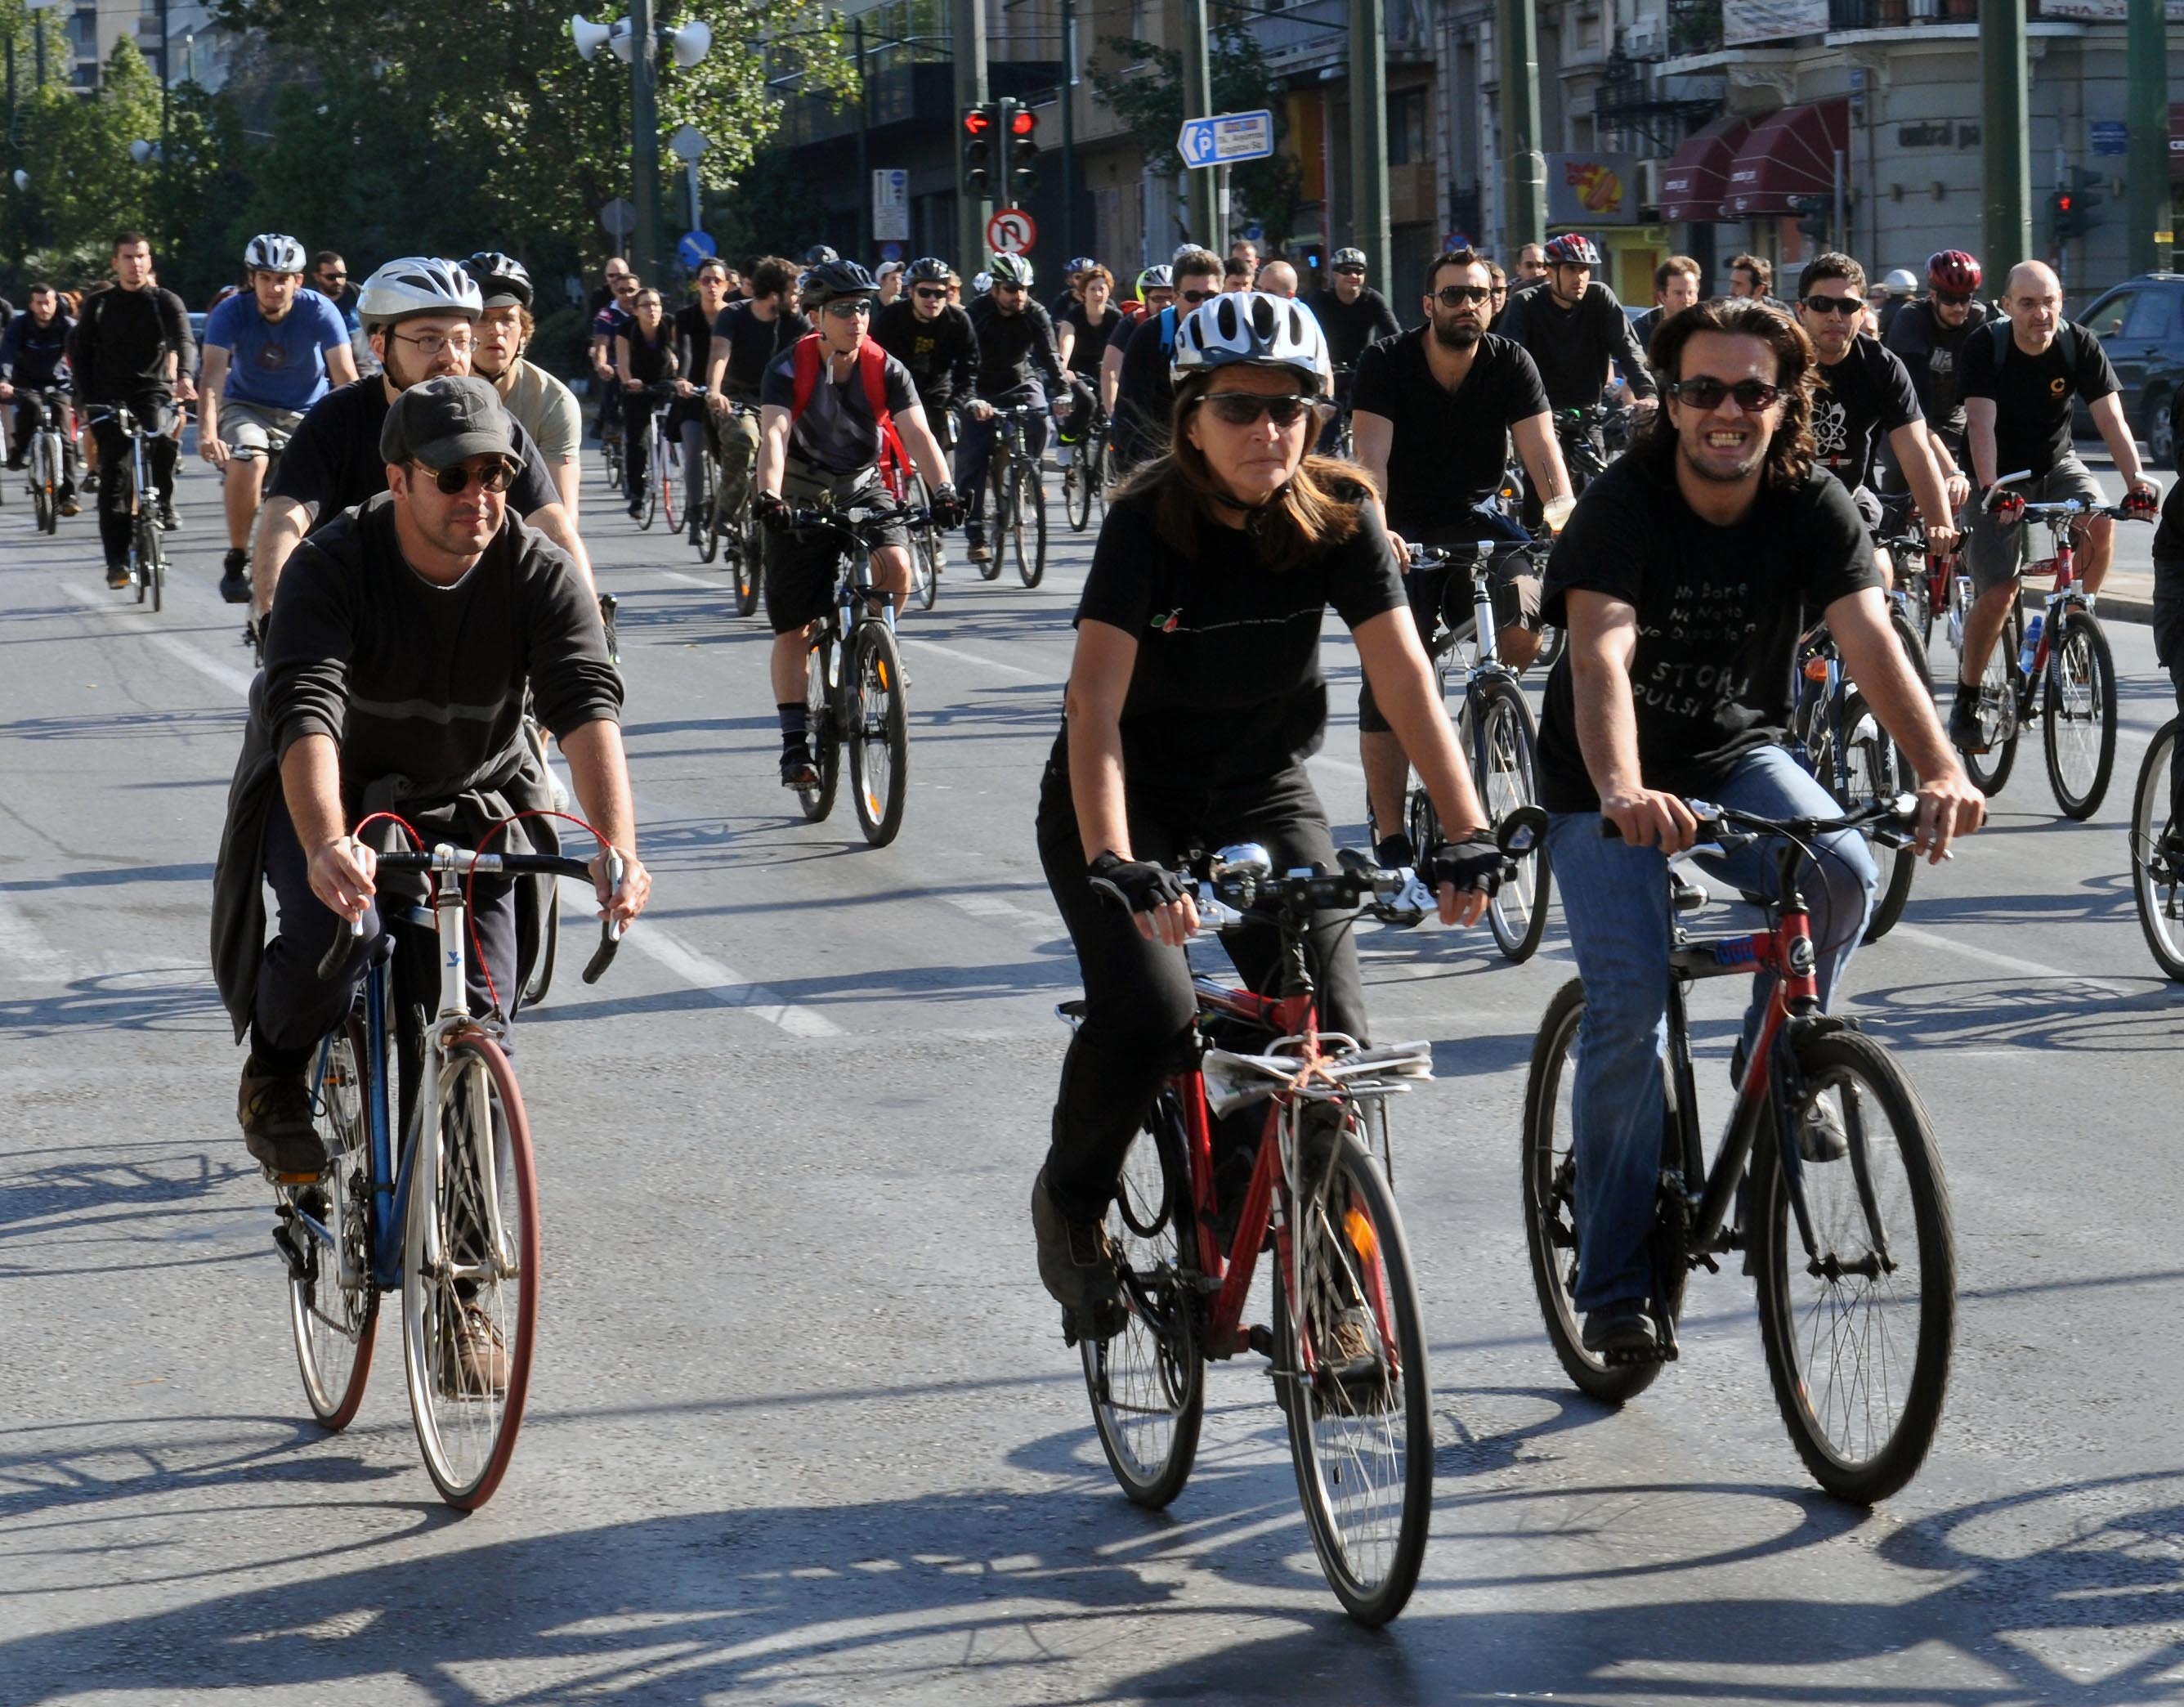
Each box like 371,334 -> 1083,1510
1949,575 -> 1973,648
2017,612 -> 2043,678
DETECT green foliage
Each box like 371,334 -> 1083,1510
2,39 -> 164,288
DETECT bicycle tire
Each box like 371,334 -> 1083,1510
602,427 -> 624,492
287,1019 -> 381,1430
1473,674 -> 1552,962
1275,1110 -> 1432,1626
31,437 -> 56,534
906,473 -> 939,612
659,428 -> 679,534
696,459 -> 723,562
798,628 -> 841,822
150,518 -> 165,612
1015,464 -> 1047,588
638,455 -> 658,531
979,456 -> 1007,580
401,1030 -> 539,1508
1905,553 -> 1936,660
1065,439 -> 1095,532
2041,608 -> 2116,821
2129,721 -> 2184,980
1889,605 -> 1932,697
1961,602 -> 2022,797
846,619 -> 910,846
132,508 -> 152,606
735,512 -> 761,616
1750,1028 -> 1954,1504
1520,979 -> 1668,1403
1083,1095 -> 1204,1508
1824,690 -> 1918,943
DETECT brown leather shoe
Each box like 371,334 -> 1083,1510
239,1060 -> 326,1178
449,1305 -> 512,1396
1031,1167 -> 1120,1315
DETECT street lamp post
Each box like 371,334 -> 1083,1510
572,7 -> 711,283
25,0 -> 60,90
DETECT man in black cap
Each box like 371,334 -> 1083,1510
213,375 -> 649,1182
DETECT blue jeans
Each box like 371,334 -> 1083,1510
955,383 -> 1049,542
1546,744 -> 1877,1312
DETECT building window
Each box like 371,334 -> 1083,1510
1388,88 -> 1428,166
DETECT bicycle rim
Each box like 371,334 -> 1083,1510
402,1033 -> 539,1508
1752,1030 -> 1954,1504
1083,1102 -> 1204,1508
1834,691 -> 1918,943
735,517 -> 760,615
2041,611 -> 2115,820
1009,464 -> 1032,585
847,621 -> 909,846
2128,723 -> 2184,979
1277,1116 -> 1431,1626
1066,446 -> 1094,531
639,464 -> 657,530
288,1022 -> 380,1429
799,629 -> 841,822
660,439 -> 679,532
1478,678 -> 1551,961
1962,603 -> 2021,796
1021,468 -> 1047,587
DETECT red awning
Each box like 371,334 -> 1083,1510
1658,115 -> 1754,224
1723,100 -> 1851,217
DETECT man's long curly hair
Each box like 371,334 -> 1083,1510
1639,298 -> 1819,490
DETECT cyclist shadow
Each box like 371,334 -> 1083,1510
1852,974 -> 2184,1055
0,966 -> 228,1042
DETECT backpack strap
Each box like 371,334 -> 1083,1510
789,331 -> 824,424
1989,318 -> 2081,383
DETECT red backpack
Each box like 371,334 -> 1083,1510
789,333 -> 907,484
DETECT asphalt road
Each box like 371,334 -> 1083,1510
2,441 -> 2182,1706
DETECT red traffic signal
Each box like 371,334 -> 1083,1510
2056,193 -> 2074,213
964,108 -> 993,138
1009,107 -> 1037,137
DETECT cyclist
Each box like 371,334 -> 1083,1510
705,256 -> 810,555
1108,249 -> 1221,472
1054,263 -> 1122,466
1630,254 -> 1702,352
1121,264 -> 1174,326
71,231 -> 195,587
463,252 -> 584,518
213,375 -> 649,1178
589,270 -> 639,452
306,249 -> 369,374
668,257 -> 734,540
1884,249 -> 1990,473
748,260 -> 963,789
1950,259 -> 2160,752
959,252 -> 1074,567
1875,267 -> 1919,340
1227,237 -> 1260,287
1350,246 -> 1574,849
0,281 -> 79,514
1307,246 -> 1401,450
612,287 -> 678,520
1496,233 -> 1655,420
1511,243 -> 1550,293
1029,289 -> 1502,1317
874,260 -> 905,307
1725,253 -> 1794,317
1256,260 -> 1299,299
1047,256 -> 1097,323
254,258 -> 596,623
870,254 -> 980,472
199,235 -> 360,605
1533,298 -> 1981,1358
1484,260 -> 1509,325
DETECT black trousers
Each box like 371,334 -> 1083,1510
251,794 -> 519,1075
88,392 -> 177,565
624,389 -> 665,499
1036,758 -> 1369,1221
2155,552 -> 2184,831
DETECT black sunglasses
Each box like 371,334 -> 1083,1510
415,459 -> 517,495
317,270 -> 347,282
1433,284 -> 1492,307
821,298 -> 872,319
1333,266 -> 1366,277
1179,288 -> 1215,304
1667,377 -> 1783,412
912,287 -> 947,300
1933,289 -> 1972,307
1801,294 -> 1862,316
1197,392 -> 1325,429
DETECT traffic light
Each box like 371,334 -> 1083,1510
2059,166 -> 2105,242
962,103 -> 998,199
1792,195 -> 1830,254
1007,102 -> 1041,201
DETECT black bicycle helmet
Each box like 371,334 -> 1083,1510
799,258 -> 879,309
906,256 -> 952,284
463,250 -> 534,310
803,244 -> 840,266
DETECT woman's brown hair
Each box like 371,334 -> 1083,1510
1640,298 -> 1818,491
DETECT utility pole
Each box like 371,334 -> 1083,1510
1497,0 -> 1546,256
2125,0 -> 2167,275
1349,0 -> 1389,280
951,0 -> 988,270
629,0 -> 662,284
1060,0 -> 1076,267
854,14 -> 870,260
1977,0 -> 2029,274
1179,0 -> 1213,245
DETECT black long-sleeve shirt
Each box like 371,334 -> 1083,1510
871,298 -> 980,415
70,284 -> 192,405
1497,280 -> 1655,410
0,311 -> 73,388
1308,286 -> 1403,370
965,296 -> 1067,399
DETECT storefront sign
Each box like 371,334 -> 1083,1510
1723,0 -> 1828,46
1546,152 -> 1642,226
2038,0 -> 2183,17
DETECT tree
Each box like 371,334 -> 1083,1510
3,40 -> 163,288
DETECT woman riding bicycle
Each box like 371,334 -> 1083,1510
615,288 -> 678,520
1032,289 -> 1505,1318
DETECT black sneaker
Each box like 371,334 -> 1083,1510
1031,1166 -> 1121,1316
1581,1297 -> 1658,1357
217,549 -> 252,605
1946,693 -> 1987,755
780,750 -> 819,790
157,501 -> 180,532
239,1059 -> 327,1178
105,562 -> 131,589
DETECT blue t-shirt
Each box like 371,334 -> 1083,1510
205,289 -> 350,411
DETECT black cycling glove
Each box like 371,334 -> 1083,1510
1085,853 -> 1188,916
1372,831 -> 1416,870
753,491 -> 791,531
1425,835 -> 1505,897
929,483 -> 967,531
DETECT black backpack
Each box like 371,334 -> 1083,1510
1988,317 -> 2085,385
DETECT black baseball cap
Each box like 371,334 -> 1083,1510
378,375 -> 517,468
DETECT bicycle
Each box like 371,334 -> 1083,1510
1396,539 -> 1555,961
1958,479 -> 2149,818
1072,822 -> 1530,1625
1788,621 -> 1919,942
1554,403 -> 1634,492
697,402 -> 764,616
629,383 -> 678,534
877,437 -> 942,613
273,835 -> 623,1508
980,402 -> 1047,589
775,502 -> 917,846
1325,364 -> 1355,459
1873,495 -> 1949,684
1521,797 -> 1955,1504
2128,717 -> 2184,981
1063,402 -> 1112,535
85,404 -> 168,611
686,419 -> 720,557
20,388 -> 78,535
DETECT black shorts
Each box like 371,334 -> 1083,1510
763,462 -> 906,636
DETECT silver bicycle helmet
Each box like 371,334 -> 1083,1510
243,233 -> 307,275
356,257 -> 484,326
1135,265 -> 1174,293
971,271 -> 993,296
988,253 -> 1035,289
463,251 -> 535,309
1171,289 -> 1330,392
1331,247 -> 1367,270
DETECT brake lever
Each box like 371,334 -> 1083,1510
581,849 -> 625,985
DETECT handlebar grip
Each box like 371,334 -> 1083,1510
316,916 -> 365,981
580,849 -> 625,986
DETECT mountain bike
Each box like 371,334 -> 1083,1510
1063,404 -> 1112,534
776,502 -> 918,846
1072,821 -> 1531,1625
273,835 -> 623,1508
1397,540 -> 1555,961
2128,717 -> 2184,981
878,439 -> 941,612
1788,621 -> 1919,942
85,404 -> 167,611
1958,482 -> 2149,818
1521,797 -> 1954,1504
981,402 -> 1047,589
630,384 -> 678,533
20,388 -> 78,534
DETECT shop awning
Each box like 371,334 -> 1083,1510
1723,100 -> 1851,217
1658,115 -> 1753,224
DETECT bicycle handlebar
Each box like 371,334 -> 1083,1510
1600,794 -> 1921,854
773,504 -> 929,536
314,847 -> 624,985
1407,538 -> 1550,570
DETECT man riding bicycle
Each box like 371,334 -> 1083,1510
1108,252 -> 1221,473
212,376 -> 651,1179
705,256 -> 810,561
960,253 -> 1076,567
199,235 -> 360,604
749,260 -> 962,789
72,231 -> 195,589
870,255 -> 981,456
0,281 -> 79,515
1949,260 -> 2160,753
464,251 -> 584,519
1536,298 -> 1982,1359
1884,250 -> 1989,477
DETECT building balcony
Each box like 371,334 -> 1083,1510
1827,0 -> 1977,25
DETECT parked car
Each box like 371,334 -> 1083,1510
2079,273 -> 2184,469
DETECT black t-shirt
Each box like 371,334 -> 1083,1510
620,319 -> 677,386
269,379 -> 560,531
1810,334 -> 1921,494
1882,296 -> 1992,440
1060,302 -> 1124,376
870,298 -> 979,410
965,297 -> 1067,398
1114,307 -> 1180,445
1066,482 -> 1407,791
1535,450 -> 1879,811
2155,477 -> 2184,562
1308,286 -> 1403,370
1958,320 -> 2121,480
1349,329 -> 1550,533
1497,280 -> 1656,410
759,342 -> 919,475
713,300 -> 812,401
71,284 -> 193,403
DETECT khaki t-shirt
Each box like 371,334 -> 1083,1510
502,358 -> 582,466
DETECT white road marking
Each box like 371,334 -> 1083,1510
910,640 -> 1045,681
56,582 -> 255,695
942,891 -> 1055,935
657,568 -> 718,589
1887,923 -> 2136,994
0,890 -> 69,982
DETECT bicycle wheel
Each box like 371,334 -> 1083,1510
696,459 -> 722,562
401,1030 -> 539,1509
1519,978 -> 1670,1403
1750,1028 -> 1954,1504
602,425 -> 624,492
2131,723 -> 2184,980
1828,690 -> 1918,943
31,437 -> 56,534
1274,1109 -> 1431,1626
1961,602 -> 2021,797
1065,438 -> 1096,532
132,507 -> 153,606
734,510 -> 761,616
284,1020 -> 380,1430
906,474 -> 939,612
659,428 -> 680,534
1014,463 -> 1048,588
846,619 -> 910,846
1889,604 -> 1931,697
979,457 -> 1007,580
798,628 -> 841,822
638,452 -> 658,531
2041,609 -> 2116,821
1083,1095 -> 1204,1508
1471,675 -> 1551,961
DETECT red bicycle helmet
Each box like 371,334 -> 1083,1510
1927,249 -> 1981,295
1543,232 -> 1602,267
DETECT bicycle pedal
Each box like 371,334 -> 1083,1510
260,1164 -> 325,1187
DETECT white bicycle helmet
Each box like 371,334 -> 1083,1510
356,257 -> 484,327
1881,267 -> 1919,295
243,233 -> 307,275
1171,289 -> 1331,393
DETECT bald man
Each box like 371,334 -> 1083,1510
1257,260 -> 1299,298
1949,259 -> 2158,751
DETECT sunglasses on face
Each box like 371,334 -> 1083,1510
1434,284 -> 1492,307
1333,266 -> 1365,277
415,459 -> 516,495
1801,294 -> 1862,316
1178,288 -> 1215,305
821,299 -> 871,319
1197,392 -> 1324,429
913,287 -> 947,301
1933,290 -> 1972,307
1667,376 -> 1783,412
317,271 -> 346,283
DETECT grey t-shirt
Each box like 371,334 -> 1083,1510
760,342 -> 919,476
